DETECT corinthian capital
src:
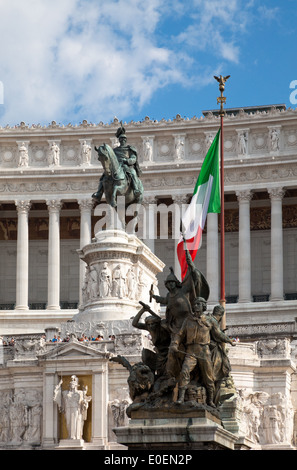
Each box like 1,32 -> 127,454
268,187 -> 285,200
46,199 -> 63,212
78,198 -> 94,211
236,190 -> 253,202
172,194 -> 189,205
15,200 -> 31,213
142,195 -> 157,206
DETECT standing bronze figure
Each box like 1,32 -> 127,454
113,240 -> 236,416
170,297 -> 236,407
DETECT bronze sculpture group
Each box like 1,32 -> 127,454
110,244 -> 236,416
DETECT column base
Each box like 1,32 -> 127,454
84,438 -> 114,450
42,438 -> 56,448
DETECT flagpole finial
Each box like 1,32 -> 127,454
214,75 -> 230,116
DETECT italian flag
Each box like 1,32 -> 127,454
177,129 -> 221,280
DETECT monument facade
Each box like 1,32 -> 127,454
0,106 -> 297,449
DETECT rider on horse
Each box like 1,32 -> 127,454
113,126 -> 142,197
92,123 -> 142,202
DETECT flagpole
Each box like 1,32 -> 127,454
214,75 -> 230,330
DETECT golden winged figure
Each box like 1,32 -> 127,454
214,75 -> 230,92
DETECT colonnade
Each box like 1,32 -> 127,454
143,187 -> 286,304
205,187 -> 285,304
10,185 -> 286,311
14,197 -> 93,311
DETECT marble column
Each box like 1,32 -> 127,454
142,195 -> 156,252
46,199 -> 63,310
206,212 -> 219,303
78,198 -> 93,305
268,187 -> 285,301
15,200 -> 31,310
236,190 -> 253,303
42,372 -> 58,448
91,366 -> 109,447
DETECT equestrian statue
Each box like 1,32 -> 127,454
92,123 -> 143,209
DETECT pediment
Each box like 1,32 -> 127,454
38,338 -> 110,361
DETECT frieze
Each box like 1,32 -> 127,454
227,321 -> 295,338
84,251 -> 136,263
1,162 -> 297,198
0,180 -> 98,195
224,163 -> 297,186
143,175 -> 196,189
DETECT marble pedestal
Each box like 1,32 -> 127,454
74,229 -> 164,323
113,409 -> 239,450
261,444 -> 297,451
55,439 -> 85,450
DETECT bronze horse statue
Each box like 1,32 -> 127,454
92,143 -> 143,209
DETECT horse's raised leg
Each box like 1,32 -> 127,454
110,186 -> 118,208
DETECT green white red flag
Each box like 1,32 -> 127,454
177,128 -> 221,279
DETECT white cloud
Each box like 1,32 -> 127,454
0,0 -> 185,125
0,0 -> 258,125
175,0 -> 252,64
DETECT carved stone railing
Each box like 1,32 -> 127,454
0,327 -> 149,364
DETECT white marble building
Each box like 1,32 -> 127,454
1,105 -> 297,449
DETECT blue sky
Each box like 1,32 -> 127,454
0,0 -> 296,126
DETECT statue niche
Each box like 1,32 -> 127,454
53,375 -> 91,441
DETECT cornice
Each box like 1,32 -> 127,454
0,105 -> 296,136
